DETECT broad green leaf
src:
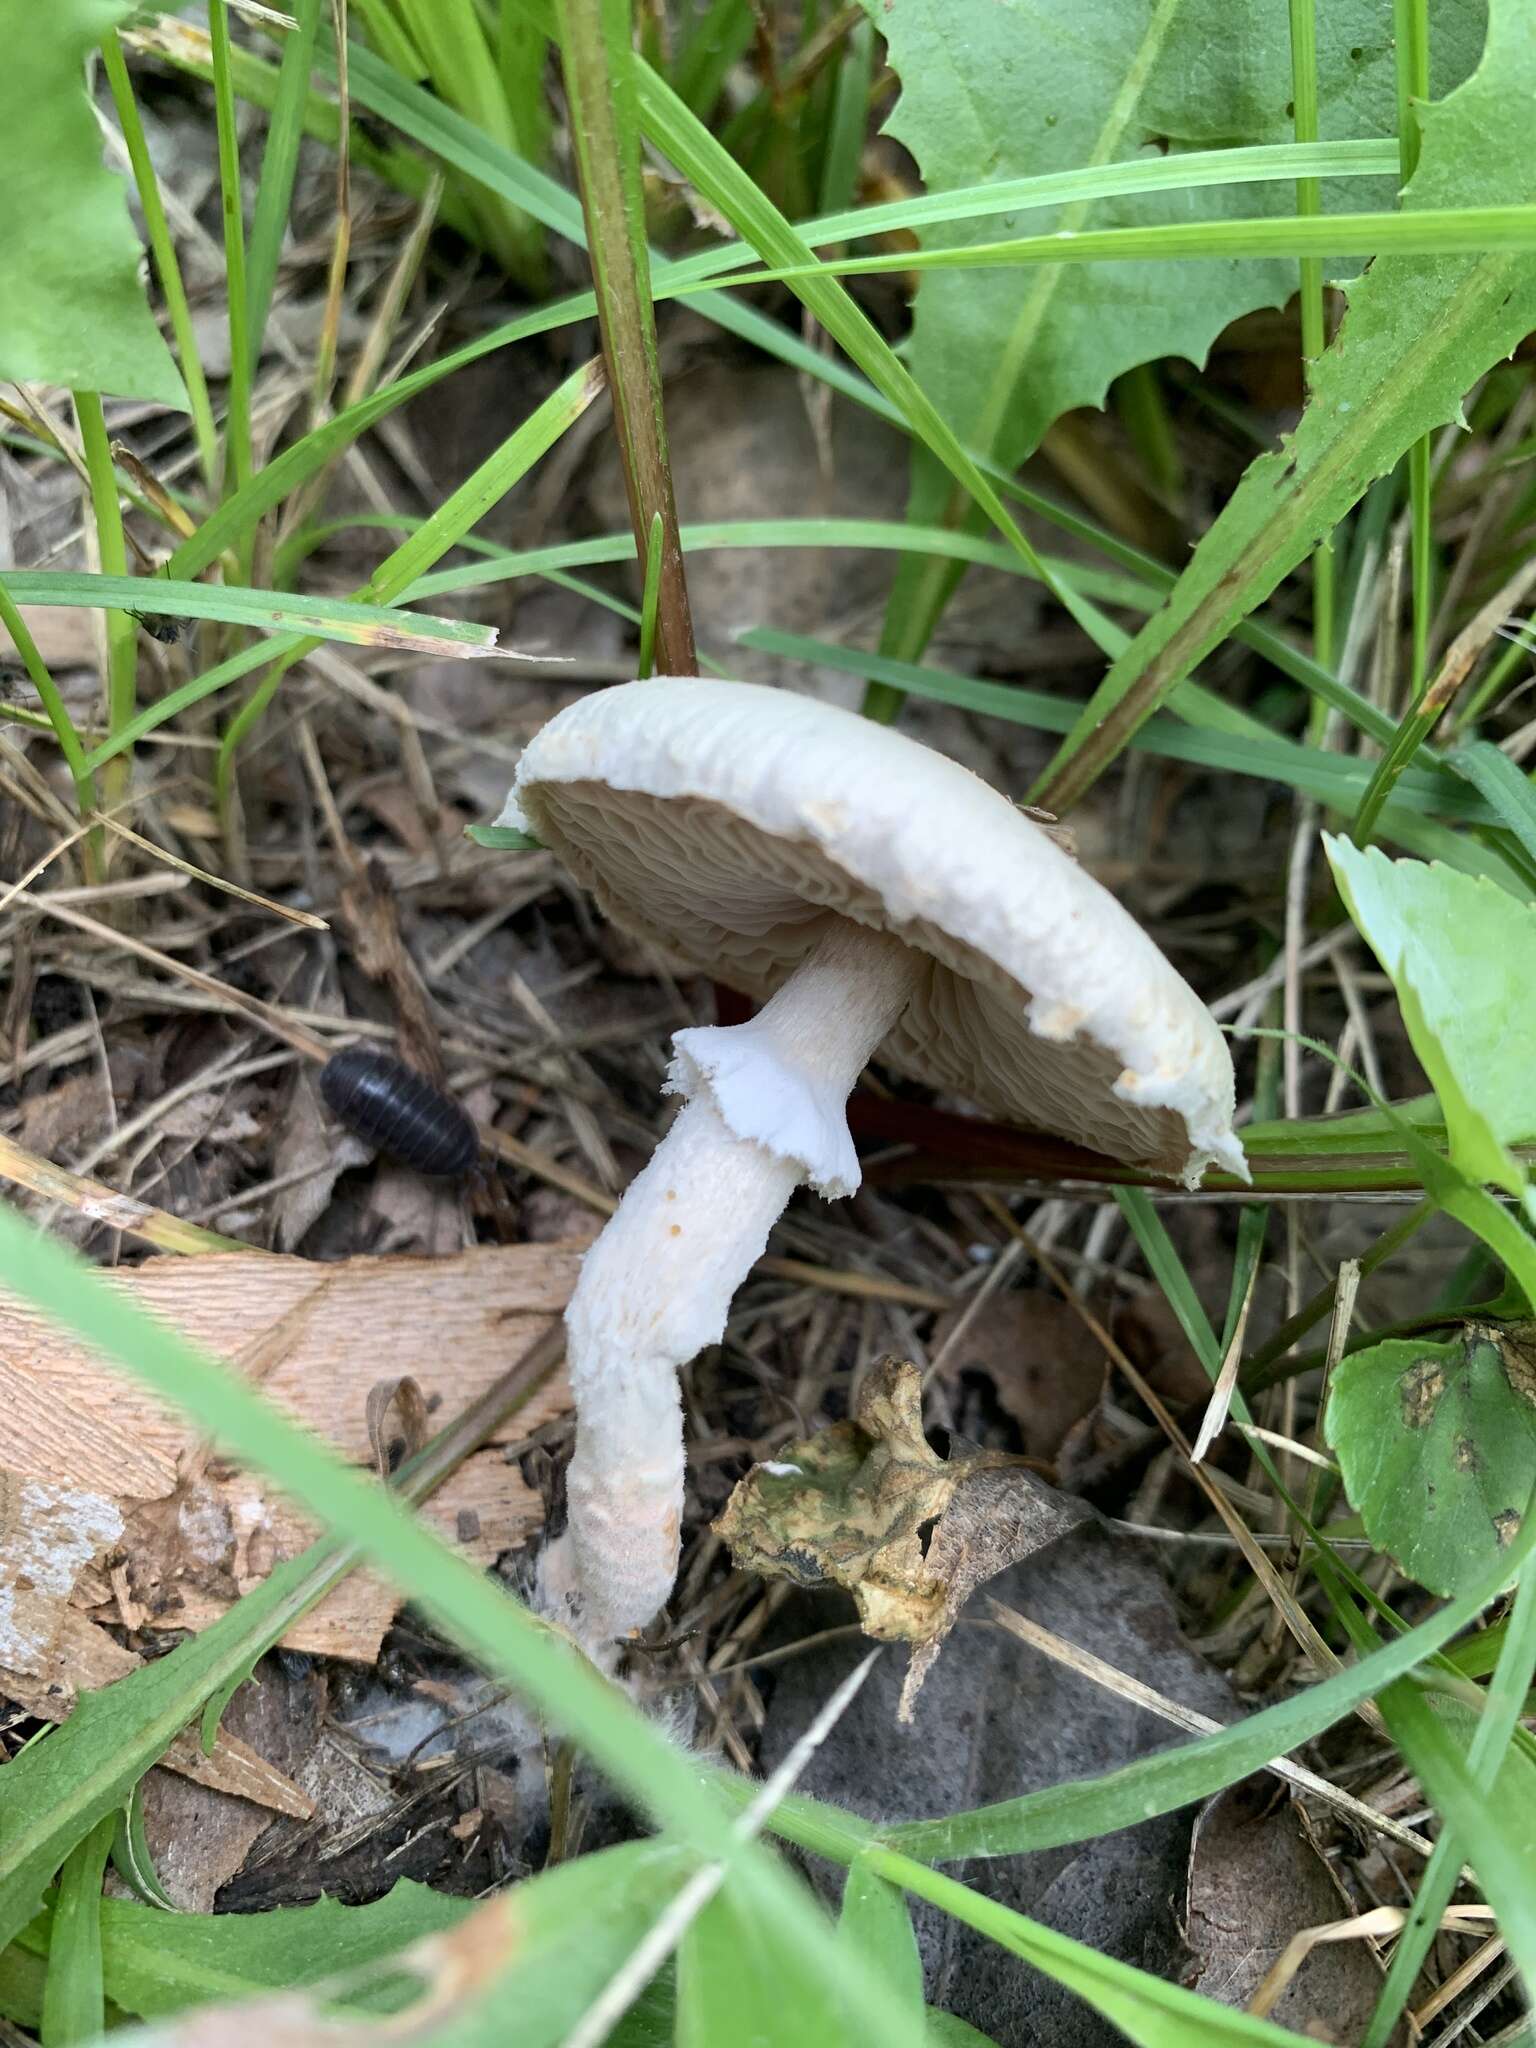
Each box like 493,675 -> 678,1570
1033,0 -> 1536,812
677,1889 -> 857,2048
0,0 -> 184,404
39,1818 -> 114,2047
1326,839 -> 1536,1193
24,1882 -> 473,2020
1326,1327 -> 1536,1595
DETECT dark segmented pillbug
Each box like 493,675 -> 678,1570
318,1047 -> 480,1177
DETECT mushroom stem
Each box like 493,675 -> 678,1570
540,917 -> 922,1650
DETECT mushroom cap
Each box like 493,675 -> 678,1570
501,679 -> 1246,1186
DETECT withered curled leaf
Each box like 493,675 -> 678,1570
715,1357 -> 1091,1718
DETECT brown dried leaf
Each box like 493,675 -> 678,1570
898,1464 -> 1091,1720
716,1358 -> 1089,1714
1184,1781 -> 1397,2042
0,1243 -> 575,1661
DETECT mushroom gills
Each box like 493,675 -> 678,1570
541,917 -> 923,1648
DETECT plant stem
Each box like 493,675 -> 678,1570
557,0 -> 697,676
0,582 -> 100,872
1395,0 -> 1432,698
1287,0 -> 1334,674
73,393 -> 137,813
209,0 -> 254,514
101,34 -> 219,492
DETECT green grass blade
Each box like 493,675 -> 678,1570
245,0 -> 324,356
0,1200 -> 923,2046
874,1497 -> 1536,1863
1446,739 -> 1536,869
637,509 -> 664,678
392,0 -> 547,285
864,1844 -> 1314,2047
72,390 -> 137,808
2,573 -> 497,655
38,1817 -> 114,2048
99,34 -> 218,488
1362,1558 -> 1536,2048
557,0 -> 695,674
712,203 -> 1536,280
0,577 -> 98,827
671,0 -> 755,120
212,357 -> 605,800
207,1 -> 253,507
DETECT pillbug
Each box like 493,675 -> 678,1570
318,1047 -> 480,1177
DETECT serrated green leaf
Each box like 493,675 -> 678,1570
1325,838 -> 1536,1194
866,0 -> 1482,469
0,0 -> 184,405
1326,1327 -> 1536,1595
67,1849 -> 694,2046
19,1882 -> 472,2021
1033,0 -> 1536,811
864,0 -> 1483,679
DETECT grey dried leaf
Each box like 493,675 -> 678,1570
899,1464 -> 1092,1722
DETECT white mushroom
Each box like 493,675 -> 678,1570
499,678 -> 1246,1653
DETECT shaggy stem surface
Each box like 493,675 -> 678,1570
542,918 -> 921,1648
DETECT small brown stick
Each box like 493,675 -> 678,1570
0,1130 -> 241,1254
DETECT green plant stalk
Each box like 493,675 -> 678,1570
1287,0 -> 1334,672
557,0 -> 696,676
39,1816 -> 114,2048
245,0 -> 325,360
73,393 -> 137,812
1396,0 -> 1432,702
208,0 -> 254,515
1361,1554 -> 1536,2047
0,581 -> 99,848
100,35 -> 218,491
212,358 -> 604,821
